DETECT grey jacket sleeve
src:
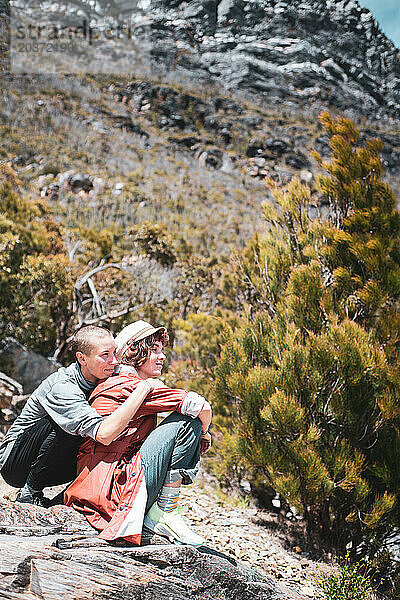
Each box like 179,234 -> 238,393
40,381 -> 104,438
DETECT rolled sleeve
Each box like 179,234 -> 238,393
181,392 -> 210,418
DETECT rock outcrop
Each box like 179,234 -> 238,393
0,372 -> 25,439
11,0 -> 400,117
0,0 -> 10,72
138,0 -> 400,117
0,338 -> 60,395
0,499 -> 307,600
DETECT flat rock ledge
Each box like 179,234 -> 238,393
0,499 -> 307,600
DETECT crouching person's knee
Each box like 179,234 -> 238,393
176,413 -> 202,441
191,416 -> 202,437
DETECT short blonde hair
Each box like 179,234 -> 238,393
70,325 -> 113,357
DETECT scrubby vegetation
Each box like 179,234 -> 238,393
2,68 -> 400,594
0,164 -> 73,353
203,113 -> 400,595
321,557 -> 375,600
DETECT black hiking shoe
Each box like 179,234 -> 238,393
15,488 -> 51,508
47,489 -> 66,507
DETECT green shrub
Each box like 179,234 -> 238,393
212,114 -> 400,552
0,165 -> 74,353
321,558 -> 374,600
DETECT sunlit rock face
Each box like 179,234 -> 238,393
0,0 -> 10,71
8,0 -> 400,116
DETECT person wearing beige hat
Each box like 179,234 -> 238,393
1,324 -> 169,508
65,320 -> 212,547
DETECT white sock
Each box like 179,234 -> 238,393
157,471 -> 182,512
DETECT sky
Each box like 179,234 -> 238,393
359,0 -> 400,48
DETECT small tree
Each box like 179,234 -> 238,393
0,165 -> 74,354
312,113 -> 400,358
131,221 -> 177,267
213,114 -> 400,552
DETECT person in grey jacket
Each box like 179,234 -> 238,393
0,325 -> 166,506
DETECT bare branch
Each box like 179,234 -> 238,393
53,300 -> 160,357
69,241 -> 82,261
53,256 -> 177,360
86,277 -> 104,318
75,263 -> 123,291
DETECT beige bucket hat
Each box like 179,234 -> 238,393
115,320 -> 165,359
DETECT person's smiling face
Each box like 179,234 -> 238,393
136,340 -> 166,379
77,336 -> 118,383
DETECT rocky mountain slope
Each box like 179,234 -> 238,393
0,2 -> 399,596
8,0 -> 400,118
1,68 -> 399,261
0,0 -> 398,317
1,2 -> 396,332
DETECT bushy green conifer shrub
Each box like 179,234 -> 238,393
213,114 -> 400,555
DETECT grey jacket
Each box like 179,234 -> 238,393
0,363 -> 104,470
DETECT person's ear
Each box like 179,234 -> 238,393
76,351 -> 87,367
